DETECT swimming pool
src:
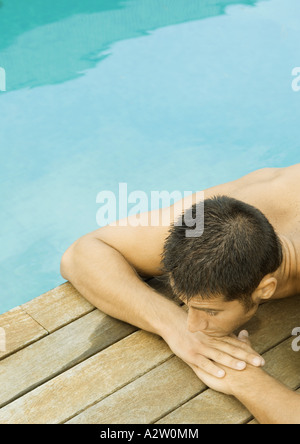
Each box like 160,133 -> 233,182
0,0 -> 299,314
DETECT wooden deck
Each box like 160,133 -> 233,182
0,277 -> 299,424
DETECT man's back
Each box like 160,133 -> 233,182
204,164 -> 300,238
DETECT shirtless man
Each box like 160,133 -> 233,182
60,163 -> 300,423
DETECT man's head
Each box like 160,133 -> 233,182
162,195 -> 283,336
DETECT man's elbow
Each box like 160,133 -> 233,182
60,240 -> 79,281
60,248 -> 71,281
60,235 -> 94,281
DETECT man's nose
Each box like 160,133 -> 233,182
187,310 -> 208,333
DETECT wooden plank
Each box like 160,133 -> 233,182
160,389 -> 250,425
0,331 -> 172,424
0,309 -> 136,408
238,295 -> 300,354
22,282 -> 94,333
68,296 -> 300,425
2,298 -> 298,425
0,306 -> 47,360
157,337 -> 300,424
0,291 -> 298,424
67,357 -> 205,424
262,338 -> 300,390
20,278 -> 175,334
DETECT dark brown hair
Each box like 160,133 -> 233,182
161,195 -> 283,309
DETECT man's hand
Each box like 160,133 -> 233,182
187,330 -> 261,393
163,320 -> 264,379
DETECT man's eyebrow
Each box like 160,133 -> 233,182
190,306 -> 224,312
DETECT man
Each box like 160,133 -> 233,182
60,164 -> 300,399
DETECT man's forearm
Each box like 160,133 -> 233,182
60,236 -> 186,338
231,367 -> 300,424
61,235 -> 265,379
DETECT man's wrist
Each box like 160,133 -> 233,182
229,365 -> 267,399
154,295 -> 187,341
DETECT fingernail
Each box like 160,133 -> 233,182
236,361 -> 246,370
252,357 -> 263,366
217,370 -> 225,378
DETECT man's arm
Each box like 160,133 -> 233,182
61,200 -> 263,377
61,223 -> 186,338
60,203 -> 190,335
197,364 -> 300,424
233,369 -> 300,424
194,332 -> 300,424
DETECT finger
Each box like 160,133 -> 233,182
223,334 -> 265,366
219,334 -> 258,355
208,339 -> 265,367
190,365 -> 222,389
193,355 -> 226,379
238,330 -> 250,344
201,345 -> 247,371
190,365 -> 212,385
220,334 -> 253,350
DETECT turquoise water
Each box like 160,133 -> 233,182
0,0 -> 299,314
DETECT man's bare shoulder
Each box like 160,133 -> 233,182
277,163 -> 300,184
231,163 -> 300,185
204,164 -> 300,198
203,166 -> 280,199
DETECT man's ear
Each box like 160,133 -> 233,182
252,275 -> 277,303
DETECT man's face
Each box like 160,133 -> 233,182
182,295 -> 258,338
